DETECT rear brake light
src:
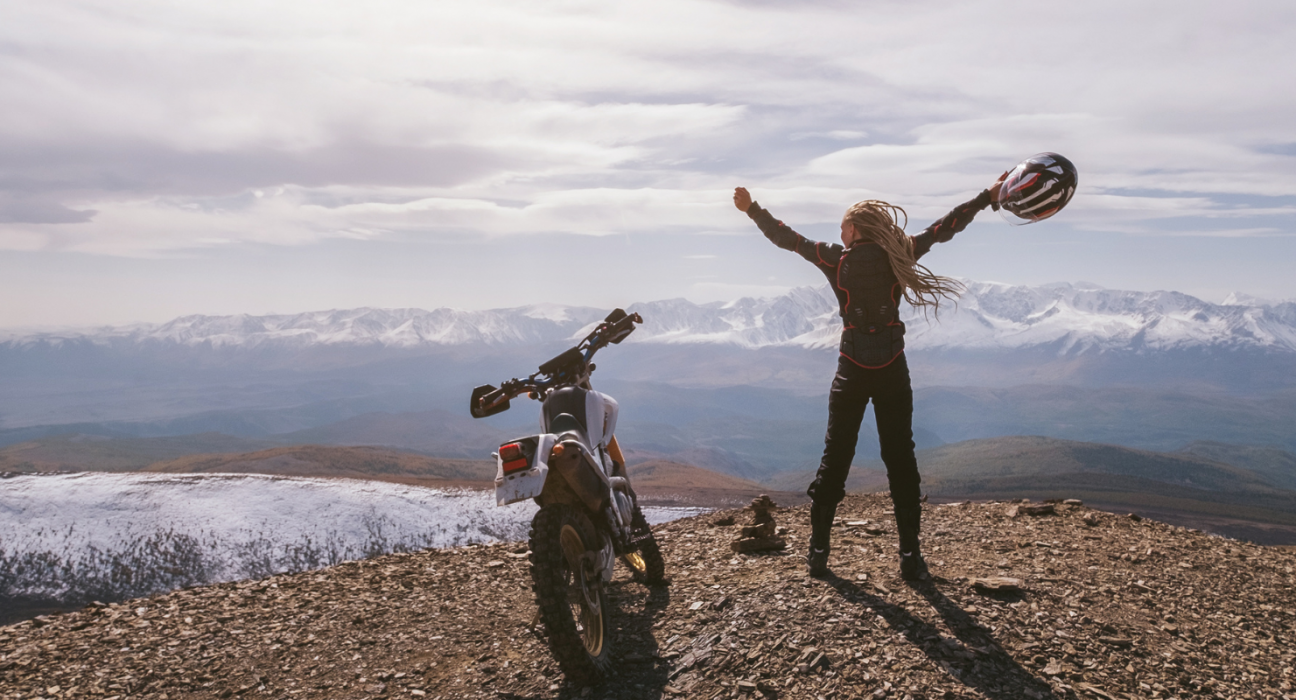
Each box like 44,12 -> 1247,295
503,458 -> 530,474
500,442 -> 530,474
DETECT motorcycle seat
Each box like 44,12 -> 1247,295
549,412 -> 592,452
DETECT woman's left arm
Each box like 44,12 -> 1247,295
912,172 -> 1008,259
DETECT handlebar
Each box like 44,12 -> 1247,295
478,385 -> 512,412
470,309 -> 642,418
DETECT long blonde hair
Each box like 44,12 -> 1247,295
843,200 -> 963,314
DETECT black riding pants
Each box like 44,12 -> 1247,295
806,353 -> 921,512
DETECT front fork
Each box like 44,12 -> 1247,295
591,528 -> 616,584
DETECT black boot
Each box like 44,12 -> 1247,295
807,502 -> 836,577
895,507 -> 929,582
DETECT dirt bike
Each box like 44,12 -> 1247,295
470,308 -> 666,683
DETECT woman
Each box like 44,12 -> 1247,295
733,177 -> 1003,580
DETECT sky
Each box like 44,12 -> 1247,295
2,0 -> 1294,328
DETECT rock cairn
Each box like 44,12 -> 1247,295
730,494 -> 787,553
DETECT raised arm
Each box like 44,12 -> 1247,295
911,172 -> 1008,259
734,187 -> 843,272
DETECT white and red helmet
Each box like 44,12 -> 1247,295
998,152 -> 1078,225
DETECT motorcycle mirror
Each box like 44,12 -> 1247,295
470,384 -> 511,419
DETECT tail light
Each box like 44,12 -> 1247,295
500,442 -> 530,474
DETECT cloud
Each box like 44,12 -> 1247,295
790,130 -> 869,141
0,195 -> 97,224
2,0 -> 1296,322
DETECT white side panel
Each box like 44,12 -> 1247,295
494,434 -> 557,506
594,391 -> 618,447
584,390 -> 606,448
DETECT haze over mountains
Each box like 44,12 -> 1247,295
3,279 -> 1295,529
5,280 -> 1296,559
4,279 -> 1296,432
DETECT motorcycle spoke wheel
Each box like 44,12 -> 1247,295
560,523 -> 603,657
529,504 -> 612,684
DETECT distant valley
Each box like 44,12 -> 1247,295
4,280 -> 1295,542
4,280 -> 1296,434
6,429 -> 1296,544
766,435 -> 1296,544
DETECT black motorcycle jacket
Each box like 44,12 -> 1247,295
747,190 -> 992,368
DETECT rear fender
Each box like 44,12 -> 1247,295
546,440 -> 611,514
494,434 -> 557,506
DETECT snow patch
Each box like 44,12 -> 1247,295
0,472 -> 706,605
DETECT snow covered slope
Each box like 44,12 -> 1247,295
0,472 -> 703,605
624,282 -> 1296,353
909,282 -> 1296,354
5,281 -> 1294,355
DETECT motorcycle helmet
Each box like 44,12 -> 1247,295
997,152 -> 1077,225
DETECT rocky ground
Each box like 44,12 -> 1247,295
3,494 -> 1295,700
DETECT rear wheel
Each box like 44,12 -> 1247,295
529,504 -> 611,684
621,505 -> 666,585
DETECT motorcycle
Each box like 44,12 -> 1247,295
470,308 -> 666,683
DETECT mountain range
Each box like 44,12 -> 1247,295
3,280 -> 1296,469
6,280 -> 1296,354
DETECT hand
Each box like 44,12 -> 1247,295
989,170 -> 1009,204
733,187 -> 752,213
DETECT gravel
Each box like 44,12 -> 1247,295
3,493 -> 1294,699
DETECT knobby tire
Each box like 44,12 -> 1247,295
529,504 -> 612,684
624,505 -> 666,585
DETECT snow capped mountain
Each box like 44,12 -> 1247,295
909,282 -> 1296,354
25,306 -> 611,349
629,285 -> 837,348
624,282 -> 1296,354
5,281 -> 1296,356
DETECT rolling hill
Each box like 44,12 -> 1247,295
766,435 -> 1296,543
275,409 -> 512,459
0,432 -> 274,473
144,445 -> 496,485
7,428 -> 1295,542
626,460 -> 763,491
1175,439 -> 1296,491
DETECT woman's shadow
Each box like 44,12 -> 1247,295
824,575 -> 1059,700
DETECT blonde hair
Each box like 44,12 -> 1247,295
843,200 -> 963,314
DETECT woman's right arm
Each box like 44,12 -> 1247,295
734,187 -> 842,271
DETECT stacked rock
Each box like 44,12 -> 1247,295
730,494 -> 787,553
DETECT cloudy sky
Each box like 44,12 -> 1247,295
2,0 -> 1294,327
